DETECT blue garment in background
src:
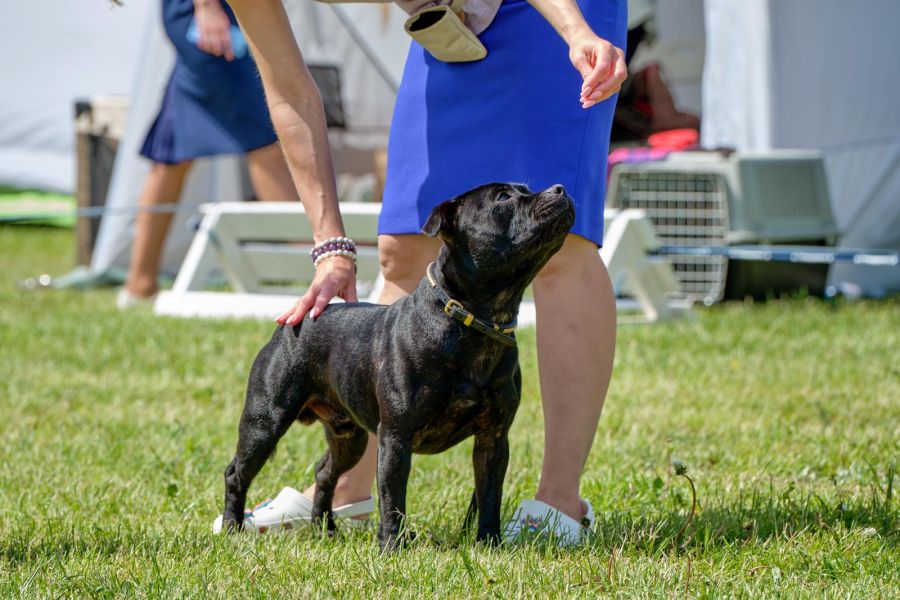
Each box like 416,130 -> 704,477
379,0 -> 627,246
140,0 -> 276,164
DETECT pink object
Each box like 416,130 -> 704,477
647,128 -> 699,150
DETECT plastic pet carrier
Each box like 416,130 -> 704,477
607,151 -> 838,303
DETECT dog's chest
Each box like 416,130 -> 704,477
410,375 -> 506,454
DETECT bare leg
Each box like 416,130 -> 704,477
532,234 -> 616,520
301,234 -> 441,507
375,234 -> 442,305
124,161 -> 193,298
247,142 -> 298,202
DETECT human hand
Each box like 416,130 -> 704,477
568,32 -> 627,108
194,0 -> 235,60
275,256 -> 358,326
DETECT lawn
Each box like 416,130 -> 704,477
0,187 -> 76,228
1,225 -> 897,598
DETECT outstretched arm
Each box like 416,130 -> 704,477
227,0 -> 357,322
527,0 -> 627,108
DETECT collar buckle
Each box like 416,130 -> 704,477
443,298 -> 465,317
427,262 -> 517,347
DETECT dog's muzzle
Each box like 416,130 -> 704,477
532,185 -> 575,223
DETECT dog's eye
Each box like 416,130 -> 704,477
497,192 -> 513,202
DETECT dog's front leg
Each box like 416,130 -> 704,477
471,427 -> 510,544
376,425 -> 413,552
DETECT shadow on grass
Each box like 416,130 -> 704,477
2,487 -> 896,567
586,485 -> 898,553
427,481 -> 898,555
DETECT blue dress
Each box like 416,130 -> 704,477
379,0 -> 627,246
140,0 -> 276,164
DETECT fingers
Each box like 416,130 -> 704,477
580,44 -> 616,100
199,31 -> 221,57
277,290 -> 315,326
582,47 -> 627,109
571,53 -> 594,82
198,26 -> 234,60
310,291 -> 331,322
221,29 -> 235,61
197,32 -> 212,55
273,256 -> 356,325
343,280 -> 358,304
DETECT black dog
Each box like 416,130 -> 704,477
221,182 -> 575,550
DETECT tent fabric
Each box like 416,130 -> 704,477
90,0 -> 411,277
702,0 -> 900,294
0,0 -> 146,192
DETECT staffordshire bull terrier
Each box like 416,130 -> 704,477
221,182 -> 575,550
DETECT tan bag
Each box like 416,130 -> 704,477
312,0 -> 487,63
404,0 -> 487,62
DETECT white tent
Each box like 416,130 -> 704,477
0,0 -> 146,192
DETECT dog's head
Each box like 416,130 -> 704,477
423,183 -> 575,296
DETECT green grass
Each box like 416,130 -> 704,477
0,187 -> 75,228
1,226 -> 897,598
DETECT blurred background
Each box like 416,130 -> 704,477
1,0 -> 898,304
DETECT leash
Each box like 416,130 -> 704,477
426,262 -> 517,347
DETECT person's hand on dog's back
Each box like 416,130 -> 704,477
227,0 -> 358,326
276,256 -> 358,326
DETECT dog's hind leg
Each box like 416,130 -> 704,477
222,377 -> 304,532
311,422 -> 368,533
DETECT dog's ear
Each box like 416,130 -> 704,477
422,198 -> 459,238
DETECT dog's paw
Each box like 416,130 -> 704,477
217,515 -> 243,534
377,529 -> 417,553
475,529 -> 501,547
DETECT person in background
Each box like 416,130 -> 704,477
117,0 -> 297,307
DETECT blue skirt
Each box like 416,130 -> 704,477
140,0 -> 276,164
379,0 -> 627,246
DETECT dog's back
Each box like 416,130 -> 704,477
251,302 -> 388,432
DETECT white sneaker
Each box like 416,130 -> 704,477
212,486 -> 375,534
116,288 -> 156,310
502,498 -> 595,546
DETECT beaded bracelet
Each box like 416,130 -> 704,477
310,236 -> 357,268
